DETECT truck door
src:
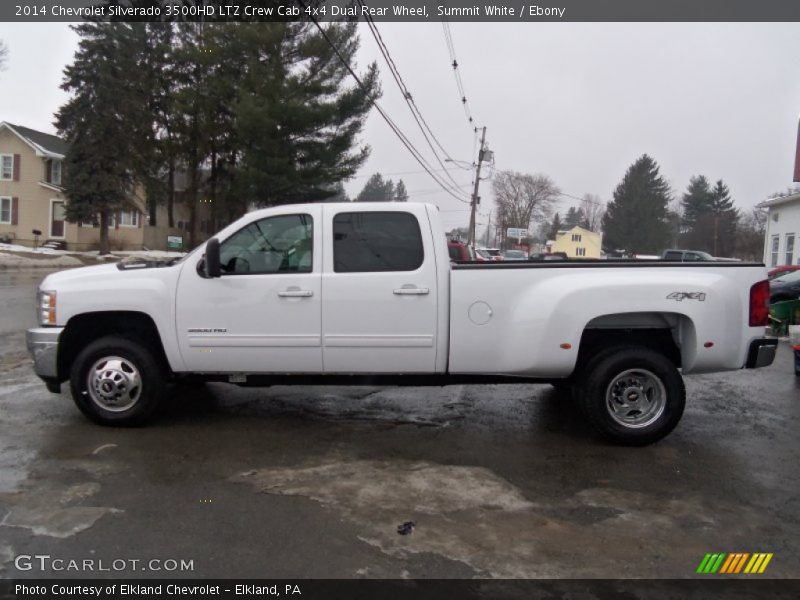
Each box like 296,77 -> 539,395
321,205 -> 438,373
175,207 -> 322,373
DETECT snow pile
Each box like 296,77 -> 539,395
0,243 -> 187,269
0,243 -> 70,255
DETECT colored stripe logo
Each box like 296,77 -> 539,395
697,553 -> 773,574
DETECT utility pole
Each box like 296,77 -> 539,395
484,211 -> 492,247
713,215 -> 718,256
468,126 -> 487,247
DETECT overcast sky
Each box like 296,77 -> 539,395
1,22 -> 798,232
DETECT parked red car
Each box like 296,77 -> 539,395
447,240 -> 475,262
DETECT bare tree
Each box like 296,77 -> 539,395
580,193 -> 605,232
0,40 -> 8,71
492,170 -> 559,237
734,207 -> 767,261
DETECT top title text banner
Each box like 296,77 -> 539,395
5,0 -> 800,22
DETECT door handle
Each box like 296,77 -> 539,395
278,289 -> 313,298
393,286 -> 430,295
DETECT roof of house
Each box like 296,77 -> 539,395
556,225 -> 599,237
757,191 -> 800,209
0,122 -> 68,158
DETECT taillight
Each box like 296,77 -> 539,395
749,280 -> 770,327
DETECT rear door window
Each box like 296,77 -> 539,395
333,212 -> 424,272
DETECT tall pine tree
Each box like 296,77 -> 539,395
709,179 -> 739,257
394,180 -> 409,202
548,212 -> 562,240
55,23 -> 153,255
233,22 -> 379,209
564,206 -> 585,229
679,176 -> 739,256
602,155 -> 671,254
680,175 -> 713,251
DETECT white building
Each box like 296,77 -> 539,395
758,191 -> 800,267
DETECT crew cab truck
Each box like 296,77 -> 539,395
27,202 -> 777,445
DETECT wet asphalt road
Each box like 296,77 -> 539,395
0,269 -> 799,581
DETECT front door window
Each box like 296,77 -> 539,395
219,214 -> 313,275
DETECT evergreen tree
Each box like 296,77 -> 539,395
709,179 -> 739,257
679,175 -> 713,251
602,154 -> 671,254
679,176 -> 739,256
321,181 -> 349,202
356,173 -> 395,202
233,22 -> 379,209
55,23 -> 153,255
564,206 -> 585,229
57,17 -> 379,249
394,179 -> 409,202
548,212 -> 562,240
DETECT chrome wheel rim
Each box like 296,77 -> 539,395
605,368 -> 666,428
86,356 -> 142,412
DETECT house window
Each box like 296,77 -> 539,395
119,210 -> 139,227
571,233 -> 582,242
576,247 -> 586,257
771,235 -> 780,267
786,234 -> 795,266
0,155 -> 13,180
0,197 -> 11,223
51,161 -> 62,186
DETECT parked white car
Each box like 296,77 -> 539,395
27,202 -> 776,444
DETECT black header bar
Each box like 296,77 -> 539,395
4,0 -> 800,23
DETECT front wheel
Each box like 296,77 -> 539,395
575,346 -> 685,446
70,336 -> 165,426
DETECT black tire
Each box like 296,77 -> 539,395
69,335 -> 165,426
574,345 -> 685,446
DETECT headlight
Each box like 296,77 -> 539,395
38,290 -> 57,326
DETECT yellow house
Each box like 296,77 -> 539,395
0,122 -> 214,251
551,225 -> 602,258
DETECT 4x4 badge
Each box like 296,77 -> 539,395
667,292 -> 707,302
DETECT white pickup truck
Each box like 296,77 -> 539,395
27,202 -> 777,444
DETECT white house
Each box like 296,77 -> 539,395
757,191 -> 800,267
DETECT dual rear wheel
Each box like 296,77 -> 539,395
555,346 -> 685,445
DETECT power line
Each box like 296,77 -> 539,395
358,4 -> 468,195
299,9 -> 470,205
442,21 -> 477,131
352,166 -> 474,179
556,192 -> 605,206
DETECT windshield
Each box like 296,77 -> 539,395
504,250 -> 526,258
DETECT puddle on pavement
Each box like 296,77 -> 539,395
235,457 -> 771,578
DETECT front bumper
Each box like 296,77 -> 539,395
745,337 -> 778,369
26,327 -> 63,380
